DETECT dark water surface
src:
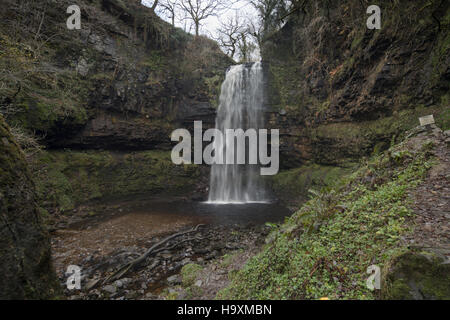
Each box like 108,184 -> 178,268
148,200 -> 292,225
68,198 -> 292,232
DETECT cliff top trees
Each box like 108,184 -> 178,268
143,0 -> 260,61
215,13 -> 259,63
179,0 -> 231,36
215,14 -> 243,60
147,0 -> 232,36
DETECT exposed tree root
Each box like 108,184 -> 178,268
103,224 -> 205,284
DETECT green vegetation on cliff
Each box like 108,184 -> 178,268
264,0 -> 449,171
32,150 -> 203,214
0,0 -> 231,149
219,128 -> 446,300
270,164 -> 352,207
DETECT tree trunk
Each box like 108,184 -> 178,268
151,0 -> 159,12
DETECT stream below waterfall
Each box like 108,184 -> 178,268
51,198 -> 291,299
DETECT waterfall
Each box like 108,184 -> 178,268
207,62 -> 269,204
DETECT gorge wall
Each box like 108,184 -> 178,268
3,0 -> 230,149
264,0 -> 449,205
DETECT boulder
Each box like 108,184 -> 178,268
382,251 -> 450,300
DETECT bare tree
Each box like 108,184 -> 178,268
215,14 -> 243,59
215,14 -> 259,62
247,18 -> 263,48
159,0 -> 178,26
152,0 -> 159,11
179,0 -> 229,36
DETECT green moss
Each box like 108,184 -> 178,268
140,50 -> 168,71
184,285 -> 204,299
351,32 -> 364,50
436,97 -> 450,130
91,72 -> 115,81
9,73 -> 90,134
268,63 -> 303,112
0,34 -> 90,133
0,115 -> 32,200
372,141 -> 388,155
220,250 -> 243,268
33,149 -> 202,213
0,115 -> 60,299
270,164 -> 352,206
386,278 -> 412,299
204,74 -> 223,108
163,289 -> 179,300
228,269 -> 239,281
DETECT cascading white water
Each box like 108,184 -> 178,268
208,62 -> 269,204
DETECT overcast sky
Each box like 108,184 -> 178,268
141,0 -> 258,38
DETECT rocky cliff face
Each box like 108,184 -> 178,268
263,0 -> 449,169
263,1 -> 449,205
0,115 -> 59,299
0,0 -> 232,213
1,0 -> 231,150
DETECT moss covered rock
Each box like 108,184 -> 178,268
382,251 -> 450,300
181,263 -> 203,287
0,115 -> 59,299
1,0 -> 232,150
